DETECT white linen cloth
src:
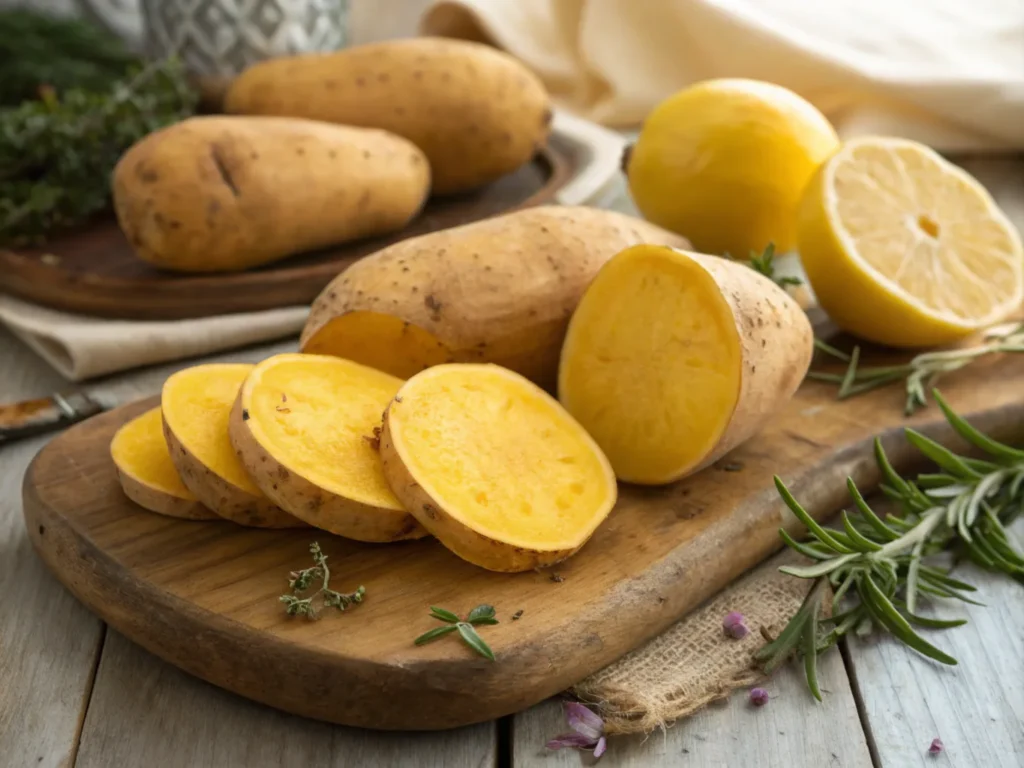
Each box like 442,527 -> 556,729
422,0 -> 1024,151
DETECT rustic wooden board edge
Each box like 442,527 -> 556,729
22,379 -> 1024,732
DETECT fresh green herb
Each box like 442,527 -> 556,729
0,57 -> 196,246
747,243 -> 802,289
0,9 -> 139,107
808,322 -> 1024,415
756,391 -> 1024,699
280,542 -> 365,620
414,604 -> 498,660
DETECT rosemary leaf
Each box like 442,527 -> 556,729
467,604 -> 497,623
415,625 -> 459,645
811,324 -> 1024,415
762,396 -> 1023,698
841,510 -> 884,552
457,623 -> 496,661
781,553 -> 860,579
774,476 -> 857,554
859,574 -> 958,665
430,606 -> 461,623
803,609 -> 823,701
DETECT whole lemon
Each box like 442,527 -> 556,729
626,79 -> 839,257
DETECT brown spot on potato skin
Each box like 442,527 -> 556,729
424,294 -> 442,320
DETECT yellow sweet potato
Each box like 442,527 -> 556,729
300,206 -> 688,389
224,38 -> 551,194
162,363 -> 306,528
113,115 -> 429,272
559,245 -> 813,485
228,353 -> 426,543
110,406 -> 216,520
380,364 -> 617,572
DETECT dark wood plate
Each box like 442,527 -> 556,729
0,139 -> 573,321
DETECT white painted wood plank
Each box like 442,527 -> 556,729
513,650 -> 872,767
844,527 -> 1024,768
0,328 -> 106,768
75,631 -> 497,768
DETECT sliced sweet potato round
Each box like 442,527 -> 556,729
162,363 -> 306,528
558,245 -> 813,485
110,406 -> 216,520
380,363 -> 617,572
228,353 -> 426,542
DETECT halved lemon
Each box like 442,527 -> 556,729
798,136 -> 1023,347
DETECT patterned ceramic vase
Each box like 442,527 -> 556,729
77,0 -> 348,77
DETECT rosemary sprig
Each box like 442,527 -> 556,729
414,604 -> 499,660
280,542 -> 365,620
809,322 -> 1024,415
747,243 -> 802,289
757,391 -> 1024,698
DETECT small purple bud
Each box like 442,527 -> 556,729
929,738 -> 944,755
749,687 -> 769,707
723,611 -> 750,639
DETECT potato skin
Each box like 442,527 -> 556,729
300,206 -> 689,389
113,466 -> 217,521
162,415 -> 307,529
113,115 -> 429,272
379,406 -> 579,573
227,396 -> 426,543
224,38 -> 551,194
690,251 -> 813,469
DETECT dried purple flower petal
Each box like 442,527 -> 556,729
929,738 -> 944,755
546,702 -> 606,759
749,687 -> 769,707
547,734 -> 595,750
723,611 -> 750,639
564,701 -> 603,741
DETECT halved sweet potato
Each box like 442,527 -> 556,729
228,353 -> 426,542
110,406 -> 216,520
162,363 -> 306,528
300,206 -> 689,388
379,364 -> 617,572
558,245 -> 813,485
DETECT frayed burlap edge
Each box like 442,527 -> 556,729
570,549 -> 813,735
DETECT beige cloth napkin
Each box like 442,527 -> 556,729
422,0 -> 1024,151
0,295 -> 307,382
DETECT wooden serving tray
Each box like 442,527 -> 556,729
0,141 -> 572,321
22,351 -> 1024,730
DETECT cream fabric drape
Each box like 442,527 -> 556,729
423,0 -> 1024,150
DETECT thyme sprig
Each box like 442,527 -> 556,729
757,391 -> 1024,699
280,542 -> 365,620
809,322 -> 1024,415
414,605 -> 498,660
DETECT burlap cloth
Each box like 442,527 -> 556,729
568,549 -> 812,735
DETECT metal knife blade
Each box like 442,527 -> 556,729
0,390 -> 119,446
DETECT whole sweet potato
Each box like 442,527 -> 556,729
224,38 -> 551,195
113,115 -> 429,272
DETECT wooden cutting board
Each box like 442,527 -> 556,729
22,351 -> 1024,731
0,142 -> 571,321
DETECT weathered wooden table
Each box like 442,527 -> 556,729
3,158 -> 1023,767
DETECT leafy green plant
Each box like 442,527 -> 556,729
747,243 -> 802,289
414,605 -> 499,660
809,322 -> 1024,415
757,391 -> 1024,699
280,542 -> 365,619
0,57 -> 196,245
